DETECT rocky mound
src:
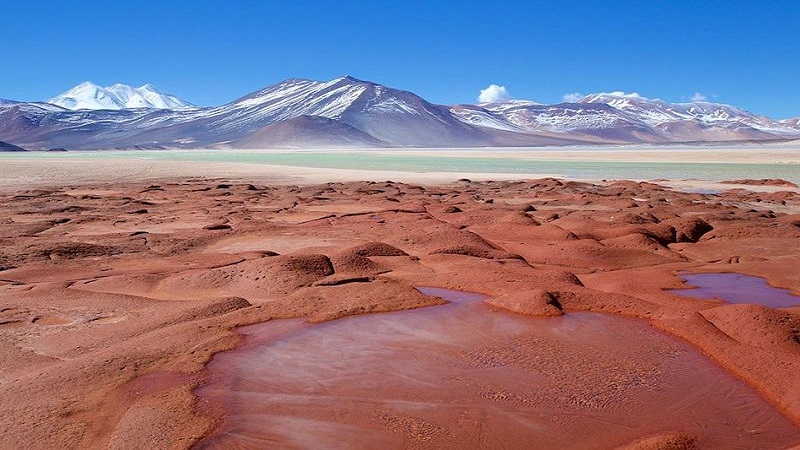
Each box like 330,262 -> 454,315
34,242 -> 126,260
347,242 -> 408,257
618,431 -> 699,450
158,253 -> 334,300
601,233 -> 670,252
700,304 -> 800,354
721,179 -> 798,188
499,211 -> 541,226
284,279 -> 447,323
533,224 -> 579,241
417,229 -> 498,249
329,251 -> 389,275
668,218 -> 714,243
486,289 -> 564,317
173,297 -> 253,323
643,218 -> 713,245
431,245 -> 524,260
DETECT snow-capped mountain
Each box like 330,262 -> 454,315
207,76 -> 493,146
454,92 -> 799,144
452,101 -> 665,143
578,92 -> 753,127
0,76 -> 798,150
48,82 -> 194,110
577,92 -> 799,140
781,117 -> 800,130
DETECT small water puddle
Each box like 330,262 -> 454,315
415,286 -> 486,304
195,287 -> 800,449
673,272 -> 800,308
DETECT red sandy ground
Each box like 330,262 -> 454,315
0,177 -> 799,448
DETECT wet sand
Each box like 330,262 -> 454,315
0,175 -> 799,448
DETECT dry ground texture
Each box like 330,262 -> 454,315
0,177 -> 799,448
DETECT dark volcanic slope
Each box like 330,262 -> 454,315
0,140 -> 26,152
234,115 -> 389,148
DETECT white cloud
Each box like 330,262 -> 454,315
690,92 -> 707,102
562,92 -> 583,103
478,84 -> 512,103
603,91 -> 643,98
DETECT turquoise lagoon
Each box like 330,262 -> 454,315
1,149 -> 798,184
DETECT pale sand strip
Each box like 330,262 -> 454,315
239,143 -> 800,164
0,145 -> 798,192
0,157 -> 557,192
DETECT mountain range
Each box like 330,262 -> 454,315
1,76 -> 798,150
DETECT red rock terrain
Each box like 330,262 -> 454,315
0,177 -> 799,448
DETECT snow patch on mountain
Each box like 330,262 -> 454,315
0,99 -> 21,107
450,105 -> 523,131
780,117 -> 800,129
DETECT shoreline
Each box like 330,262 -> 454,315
368,144 -> 800,164
1,146 -> 799,193
4,143 -> 800,163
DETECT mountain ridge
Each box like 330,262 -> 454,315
1,76 -> 798,149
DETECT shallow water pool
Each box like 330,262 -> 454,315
195,287 -> 800,448
673,272 -> 800,308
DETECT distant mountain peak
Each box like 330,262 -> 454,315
477,99 -> 542,107
48,82 -> 194,110
337,75 -> 364,83
328,75 -> 373,88
578,92 -> 743,110
582,91 -> 646,100
578,92 -> 662,106
75,81 -> 101,89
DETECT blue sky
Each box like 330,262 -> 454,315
1,0 -> 798,118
